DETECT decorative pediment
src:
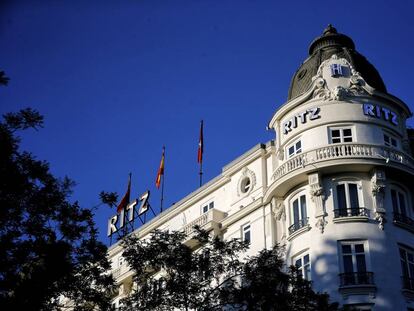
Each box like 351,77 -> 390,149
311,54 -> 374,101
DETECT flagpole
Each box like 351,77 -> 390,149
123,172 -> 131,237
198,120 -> 204,188
160,146 -> 165,212
199,161 -> 203,187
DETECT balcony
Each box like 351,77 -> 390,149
182,208 -> 226,247
338,272 -> 376,298
288,218 -> 309,235
271,143 -> 414,182
333,207 -> 369,223
393,212 -> 414,233
112,263 -> 133,284
339,272 -> 375,287
287,218 -> 310,241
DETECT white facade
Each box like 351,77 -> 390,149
108,28 -> 414,310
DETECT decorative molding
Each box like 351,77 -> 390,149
272,198 -> 286,222
312,54 -> 374,101
236,167 -> 257,197
308,173 -> 327,233
315,218 -> 328,233
375,212 -> 386,230
371,169 -> 386,230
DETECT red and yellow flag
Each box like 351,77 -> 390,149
155,146 -> 165,189
197,120 -> 204,164
116,174 -> 131,213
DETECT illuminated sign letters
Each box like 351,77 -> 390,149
283,107 -> 321,135
363,103 -> 398,126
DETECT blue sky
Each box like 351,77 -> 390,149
1,0 -> 414,243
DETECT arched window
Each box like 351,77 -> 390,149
390,185 -> 413,229
288,191 -> 308,234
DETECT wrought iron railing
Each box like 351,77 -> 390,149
334,207 -> 369,218
288,218 -> 309,235
402,276 -> 414,291
393,212 -> 414,228
339,272 -> 374,287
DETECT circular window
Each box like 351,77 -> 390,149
240,177 -> 251,194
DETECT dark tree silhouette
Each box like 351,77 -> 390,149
118,227 -> 338,311
0,108 -> 115,310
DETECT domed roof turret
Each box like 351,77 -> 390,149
287,25 -> 387,100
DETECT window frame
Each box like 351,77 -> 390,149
201,200 -> 214,214
329,126 -> 354,144
339,241 -> 368,274
288,191 -> 308,233
241,223 -> 251,244
399,245 -> 414,289
390,186 -> 411,217
383,132 -> 398,148
333,180 -> 365,217
293,252 -> 311,281
286,139 -> 302,158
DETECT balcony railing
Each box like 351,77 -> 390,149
288,218 -> 309,235
339,272 -> 375,287
402,276 -> 414,291
182,208 -> 225,237
393,212 -> 414,230
334,207 -> 369,218
272,143 -> 414,181
112,263 -> 131,281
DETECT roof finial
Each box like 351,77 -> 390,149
323,24 -> 337,35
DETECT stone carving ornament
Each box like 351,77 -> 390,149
312,54 -> 372,101
236,167 -> 257,197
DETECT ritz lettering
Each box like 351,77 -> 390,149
283,107 -> 321,135
363,103 -> 398,126
107,191 -> 150,237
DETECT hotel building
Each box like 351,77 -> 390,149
108,26 -> 414,310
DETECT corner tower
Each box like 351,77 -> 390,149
265,26 -> 414,310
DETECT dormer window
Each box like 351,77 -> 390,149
330,63 -> 343,77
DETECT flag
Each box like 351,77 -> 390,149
117,174 -> 131,214
155,146 -> 165,189
197,120 -> 204,164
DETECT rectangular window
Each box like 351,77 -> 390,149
391,189 -> 407,216
287,140 -> 302,158
294,253 -> 311,280
330,128 -> 353,144
202,201 -> 214,214
400,246 -> 414,290
383,133 -> 397,148
339,241 -> 372,286
242,224 -> 251,243
335,182 -> 362,217
289,194 -> 308,234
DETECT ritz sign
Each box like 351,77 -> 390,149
107,190 -> 150,237
283,107 -> 321,135
363,103 -> 398,126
